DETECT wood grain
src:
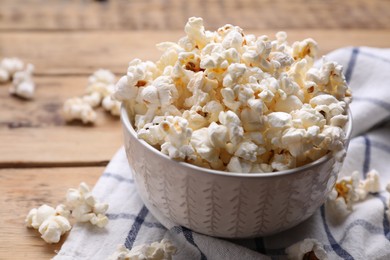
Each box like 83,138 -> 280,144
0,76 -> 122,167
1,30 -> 390,75
1,0 -> 389,31
0,167 -> 104,259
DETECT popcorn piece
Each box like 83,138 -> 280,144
327,172 -> 360,217
89,69 -> 116,85
102,96 -> 121,116
83,91 -> 103,108
63,97 -> 97,124
159,116 -> 195,161
356,169 -> 381,200
116,17 -> 351,173
0,67 -> 10,82
109,239 -> 177,260
114,59 -> 159,102
25,204 -> 56,229
9,64 -> 35,99
1,57 -> 24,76
38,215 -> 71,244
66,182 -> 109,227
327,170 -> 381,219
25,204 -> 72,244
285,238 -> 327,260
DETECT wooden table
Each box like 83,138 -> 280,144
0,0 -> 389,259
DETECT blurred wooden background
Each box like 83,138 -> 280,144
0,0 -> 389,259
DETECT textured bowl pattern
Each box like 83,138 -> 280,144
122,106 -> 348,238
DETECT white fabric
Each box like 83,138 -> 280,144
54,47 -> 390,260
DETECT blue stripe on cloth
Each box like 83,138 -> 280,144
345,47 -> 359,83
102,172 -> 134,183
363,135 -> 371,178
106,213 -> 165,229
353,97 -> 390,112
170,226 -> 207,260
338,219 -> 383,245
254,237 -> 267,255
361,136 -> 390,241
320,205 -> 354,259
181,226 -> 208,260
124,205 -> 149,249
374,194 -> 390,240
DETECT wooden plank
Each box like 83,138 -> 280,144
0,0 -> 389,31
0,76 -> 122,167
0,167 -> 104,260
1,30 -> 389,75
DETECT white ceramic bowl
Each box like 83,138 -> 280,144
121,104 -> 352,238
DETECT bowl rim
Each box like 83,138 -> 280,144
121,104 -> 353,178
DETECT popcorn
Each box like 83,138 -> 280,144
109,239 -> 177,260
63,97 -> 97,124
102,96 -> 121,116
356,169 -> 381,200
0,67 -> 10,82
66,182 -> 109,228
38,215 -> 71,244
116,17 -> 351,173
1,57 -> 24,76
25,204 -> 56,229
285,238 -> 327,260
327,172 -> 360,218
327,170 -> 382,219
89,69 -> 116,85
9,63 -> 35,99
64,69 -> 120,124
159,116 -> 195,161
25,204 -> 71,244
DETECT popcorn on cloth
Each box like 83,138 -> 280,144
108,239 -> 177,260
66,182 -> 109,228
327,169 -> 382,219
114,17 -> 351,172
285,238 -> 328,260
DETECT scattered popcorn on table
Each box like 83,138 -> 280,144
0,57 -> 24,77
327,169 -> 382,219
285,238 -> 327,260
25,182 -> 109,243
9,63 -> 35,99
109,239 -> 177,260
63,97 -> 97,124
66,182 -> 109,228
25,204 -> 71,244
64,69 -> 120,124
38,215 -> 71,244
114,17 -> 351,172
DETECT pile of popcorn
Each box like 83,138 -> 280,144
0,57 -> 36,99
25,182 -> 109,244
114,16 -> 351,172
109,239 -> 177,260
63,69 -> 121,124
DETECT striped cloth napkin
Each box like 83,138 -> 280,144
54,47 -> 390,260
